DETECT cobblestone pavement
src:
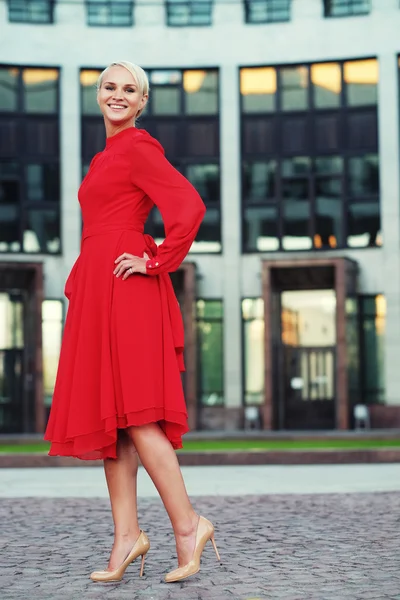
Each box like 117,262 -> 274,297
1,493 -> 399,600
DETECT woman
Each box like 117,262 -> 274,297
44,61 -> 220,583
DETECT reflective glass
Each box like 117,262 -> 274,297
186,164 -> 220,204
184,70 -> 218,115
151,87 -> 180,115
344,59 -> 378,106
0,68 -> 19,111
312,62 -> 341,108
244,205 -> 279,252
0,206 -> 20,252
0,162 -> 19,205
80,70 -> 102,116
242,161 -> 276,202
240,67 -> 277,113
190,207 -> 221,253
281,66 -> 309,111
347,202 -> 381,248
23,69 -> 58,113
348,155 -> 379,197
26,164 -> 59,202
282,199 -> 311,250
23,209 -> 60,253
42,300 -> 63,406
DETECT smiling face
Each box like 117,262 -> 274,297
97,65 -> 148,133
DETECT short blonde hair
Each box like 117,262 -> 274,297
97,61 -> 149,118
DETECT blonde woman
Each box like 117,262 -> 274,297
44,61 -> 220,583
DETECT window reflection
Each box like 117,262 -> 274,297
152,87 -> 180,115
242,298 -> 264,405
0,206 -> 20,252
191,207 -> 221,252
80,70 -> 101,116
26,164 -> 59,202
0,68 -> 19,111
242,161 -> 276,202
240,67 -> 277,113
186,164 -> 219,203
348,155 -> 379,197
281,66 -> 308,111
42,300 -> 63,407
23,68 -> 58,113
344,59 -> 378,106
312,63 -> 341,108
282,199 -> 311,250
184,70 -> 218,115
244,205 -> 279,251
347,202 -> 381,248
24,210 -> 60,253
196,299 -> 224,406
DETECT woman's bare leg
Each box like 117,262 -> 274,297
103,429 -> 141,570
126,423 -> 199,567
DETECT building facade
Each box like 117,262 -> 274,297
1,0 -> 400,433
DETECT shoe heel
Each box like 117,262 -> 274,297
139,553 -> 146,578
210,535 -> 221,563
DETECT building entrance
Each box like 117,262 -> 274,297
262,258 -> 358,431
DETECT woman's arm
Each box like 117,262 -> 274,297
130,135 -> 206,275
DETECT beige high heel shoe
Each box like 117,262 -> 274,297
164,516 -> 221,583
90,530 -> 150,582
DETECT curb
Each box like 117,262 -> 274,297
1,448 -> 400,468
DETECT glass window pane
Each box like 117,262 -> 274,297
23,209 -> 60,253
184,70 -> 218,115
26,164 -> 59,202
244,314 -> 265,405
282,156 -> 311,176
282,178 -> 309,201
244,205 -> 279,252
281,66 -> 309,111
186,164 -> 219,204
190,207 -> 221,253
326,0 -> 370,17
315,191 -> 343,249
0,162 -> 19,205
150,70 -> 182,85
0,294 -> 24,349
0,205 -> 20,252
347,202 -> 381,248
240,67 -> 277,113
80,70 -> 102,116
197,300 -> 223,406
0,68 -> 19,111
311,62 -> 341,109
344,59 -> 378,106
151,86 -> 180,115
42,300 -> 63,406
315,156 -> 343,175
282,199 -> 311,250
242,161 -> 276,202
197,299 -> 223,319
23,69 -> 58,113
242,297 -> 264,320
348,155 -> 379,197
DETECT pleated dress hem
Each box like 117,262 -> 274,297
44,407 -> 189,460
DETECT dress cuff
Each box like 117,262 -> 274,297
146,257 -> 161,275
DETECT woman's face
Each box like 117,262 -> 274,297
97,65 -> 148,126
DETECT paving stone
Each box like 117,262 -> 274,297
0,492 -> 399,600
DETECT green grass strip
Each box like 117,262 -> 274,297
0,438 -> 399,454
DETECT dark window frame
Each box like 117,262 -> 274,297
323,0 -> 371,18
7,0 -> 55,24
85,0 -> 134,27
165,0 -> 214,27
80,66 -> 221,254
239,58 -> 380,254
244,0 -> 291,25
0,64 -> 61,256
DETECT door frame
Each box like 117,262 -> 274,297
261,257 -> 357,431
0,262 -> 44,433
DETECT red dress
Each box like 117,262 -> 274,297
44,127 -> 206,460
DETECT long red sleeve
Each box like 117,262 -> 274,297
130,135 -> 206,275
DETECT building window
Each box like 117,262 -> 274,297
42,300 -> 63,409
86,0 -> 134,26
7,0 -> 54,23
360,295 -> 385,404
166,0 -> 213,26
242,298 -> 264,405
196,300 -> 224,406
324,0 -> 370,17
244,0 -> 291,24
80,67 -> 221,252
240,59 -> 380,252
0,66 -> 61,254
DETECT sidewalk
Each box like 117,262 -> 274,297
0,463 -> 400,498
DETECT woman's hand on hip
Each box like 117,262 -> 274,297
114,252 -> 150,279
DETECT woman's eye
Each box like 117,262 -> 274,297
105,86 -> 114,91
126,88 -> 135,93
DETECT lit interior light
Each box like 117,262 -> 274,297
183,71 -> 206,93
240,68 -> 277,95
